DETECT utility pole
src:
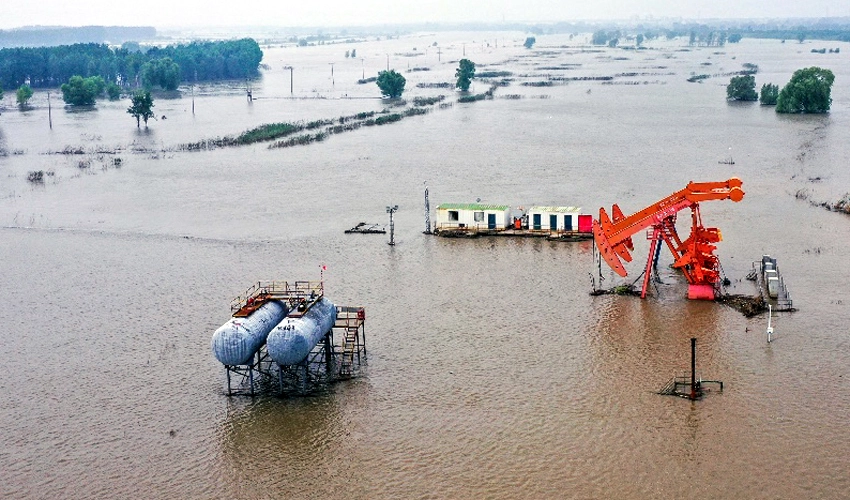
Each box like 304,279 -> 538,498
386,205 -> 399,246
192,70 -> 197,114
423,183 -> 431,234
329,62 -> 334,86
361,58 -> 365,79
284,66 -> 293,94
47,91 -> 52,129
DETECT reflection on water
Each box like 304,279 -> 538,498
218,397 -> 350,497
1,33 -> 849,499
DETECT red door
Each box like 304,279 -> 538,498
578,215 -> 592,233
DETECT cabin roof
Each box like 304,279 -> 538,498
436,203 -> 511,211
527,206 -> 582,213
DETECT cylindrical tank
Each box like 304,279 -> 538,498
211,300 -> 288,366
267,298 -> 337,366
767,277 -> 780,298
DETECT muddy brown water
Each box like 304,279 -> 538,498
1,32 -> 849,498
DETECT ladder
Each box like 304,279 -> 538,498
339,327 -> 359,377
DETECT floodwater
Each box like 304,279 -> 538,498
1,32 -> 849,499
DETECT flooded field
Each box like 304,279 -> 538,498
1,32 -> 849,498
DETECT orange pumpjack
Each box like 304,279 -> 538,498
592,178 -> 745,300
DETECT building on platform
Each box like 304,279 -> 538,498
525,206 -> 593,233
434,203 -> 512,231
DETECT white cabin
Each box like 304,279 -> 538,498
435,203 -> 512,231
525,206 -> 592,232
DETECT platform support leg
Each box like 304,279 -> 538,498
690,338 -> 698,400
300,363 -> 309,395
642,227 -> 661,298
324,332 -> 333,374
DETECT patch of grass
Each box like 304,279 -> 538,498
57,145 -> 86,155
403,107 -> 428,117
235,122 -> 303,144
458,94 -> 486,103
269,132 -> 327,149
412,96 -> 445,106
306,119 -> 333,130
374,113 -> 402,125
687,74 -> 710,83
416,82 -> 453,89
477,71 -> 513,78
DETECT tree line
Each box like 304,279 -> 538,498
0,38 -> 263,91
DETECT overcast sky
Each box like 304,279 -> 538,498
1,0 -> 846,29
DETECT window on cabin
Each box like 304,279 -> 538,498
448,210 -> 459,222
474,211 -> 484,222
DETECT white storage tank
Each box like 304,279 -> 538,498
767,277 -> 780,298
267,298 -> 337,366
211,300 -> 288,366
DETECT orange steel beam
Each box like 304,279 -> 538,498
593,178 -> 744,278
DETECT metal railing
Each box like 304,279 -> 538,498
230,280 -> 324,313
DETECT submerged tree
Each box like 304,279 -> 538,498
16,84 -> 33,107
455,58 -> 475,91
726,75 -> 758,101
776,66 -> 834,113
591,30 -> 608,45
376,70 -> 406,98
106,82 -> 121,100
60,75 -> 106,105
759,83 -> 779,105
127,90 -> 154,127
